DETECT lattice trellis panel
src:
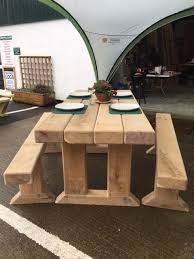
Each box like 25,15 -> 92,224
19,56 -> 53,90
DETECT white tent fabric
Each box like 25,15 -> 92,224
47,0 -> 194,80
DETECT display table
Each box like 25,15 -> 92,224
146,72 -> 181,96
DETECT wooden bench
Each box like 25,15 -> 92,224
4,113 -> 55,204
0,97 -> 10,117
0,89 -> 14,98
142,113 -> 189,212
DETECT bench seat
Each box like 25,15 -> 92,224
142,113 -> 189,212
4,143 -> 45,185
4,112 -> 55,204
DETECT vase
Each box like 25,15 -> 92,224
95,92 -> 112,102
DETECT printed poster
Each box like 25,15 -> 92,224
0,35 -> 14,67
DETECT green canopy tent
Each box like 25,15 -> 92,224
39,0 -> 194,81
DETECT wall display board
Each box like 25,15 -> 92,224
0,36 -> 14,67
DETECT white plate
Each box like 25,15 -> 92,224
55,103 -> 84,111
70,91 -> 92,97
110,103 -> 140,111
116,91 -> 132,97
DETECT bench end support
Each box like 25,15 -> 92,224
10,191 -> 55,205
142,189 -> 189,212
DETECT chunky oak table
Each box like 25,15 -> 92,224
35,92 -> 155,206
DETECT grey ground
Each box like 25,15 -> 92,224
0,99 -> 194,259
142,80 -> 194,119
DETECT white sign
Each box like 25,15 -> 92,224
0,36 -> 14,67
4,71 -> 15,89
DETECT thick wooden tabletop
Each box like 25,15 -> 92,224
35,91 -> 155,145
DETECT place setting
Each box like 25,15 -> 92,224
113,90 -> 134,100
52,90 -> 92,114
67,90 -> 92,99
109,102 -> 142,115
53,102 -> 88,114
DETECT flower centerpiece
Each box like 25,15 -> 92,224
93,80 -> 117,103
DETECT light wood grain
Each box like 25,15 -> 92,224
56,190 -> 140,206
61,142 -> 87,195
4,144 -> 45,185
35,113 -> 72,143
120,98 -> 155,145
94,102 -> 124,144
142,113 -> 189,212
24,112 -> 61,153
107,144 -> 139,206
156,113 -> 187,190
35,100 -> 82,143
24,112 -> 50,144
4,112 -> 55,204
10,158 -> 55,204
108,144 -> 131,196
142,188 -> 189,212
64,101 -> 99,144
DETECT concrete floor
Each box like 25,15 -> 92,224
141,81 -> 194,120
0,102 -> 194,258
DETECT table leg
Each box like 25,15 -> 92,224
107,145 -> 140,206
56,142 -> 87,203
160,79 -> 166,96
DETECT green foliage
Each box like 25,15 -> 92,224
93,80 -> 112,93
32,84 -> 53,94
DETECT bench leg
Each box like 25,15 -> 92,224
0,101 -> 9,117
10,159 -> 55,204
56,142 -> 87,204
142,187 -> 189,212
107,145 -> 140,206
